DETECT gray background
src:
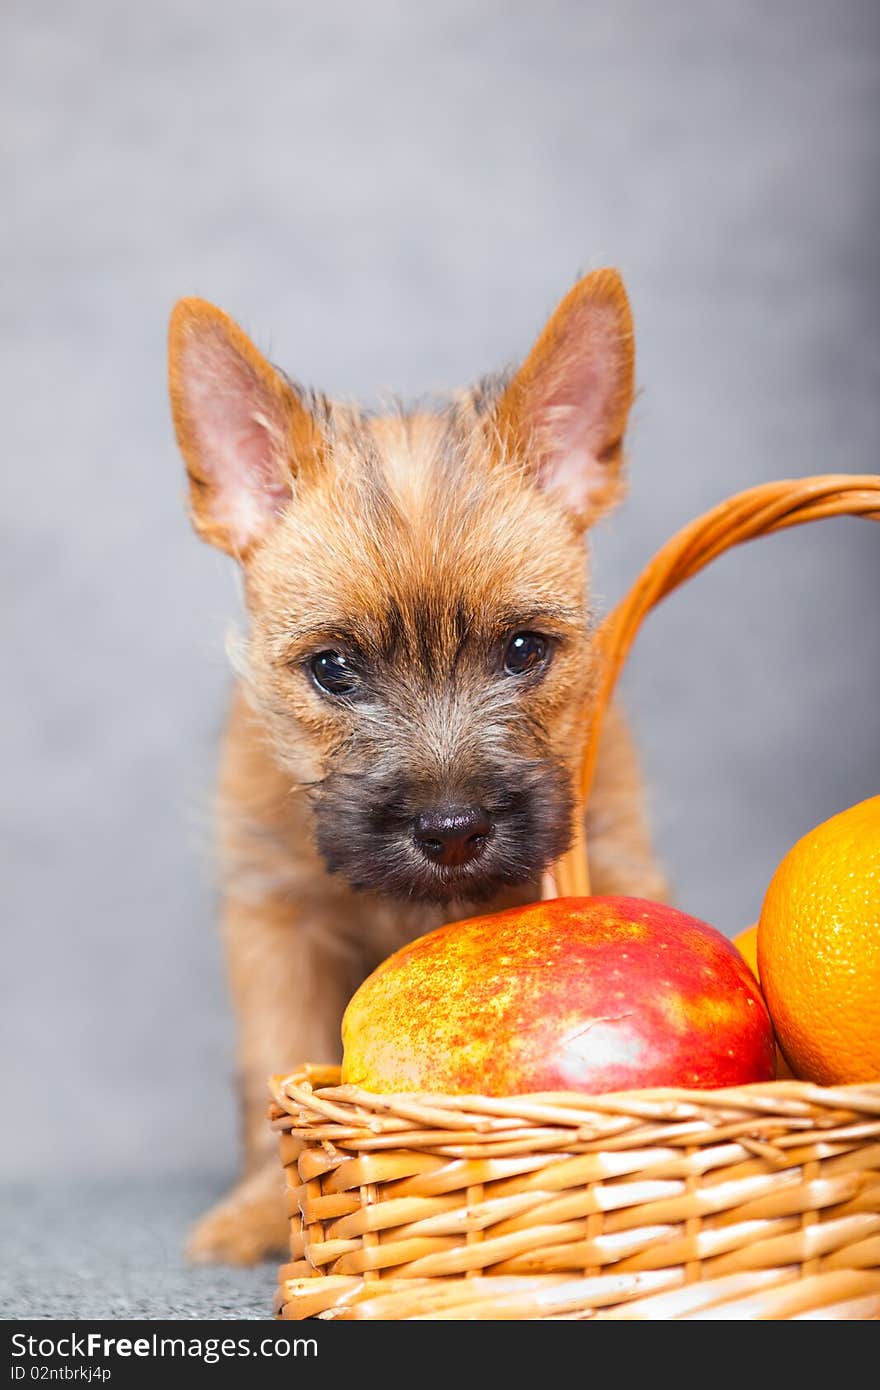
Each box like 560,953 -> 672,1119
2,0 -> 879,1315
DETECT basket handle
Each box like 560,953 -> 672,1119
546,473 -> 880,900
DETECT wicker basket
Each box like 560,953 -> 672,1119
270,474 -> 880,1320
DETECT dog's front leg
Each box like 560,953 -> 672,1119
187,893 -> 361,1266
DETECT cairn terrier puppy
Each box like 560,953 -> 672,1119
168,268 -> 667,1264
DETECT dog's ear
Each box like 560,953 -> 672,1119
496,268 -> 635,525
168,298 -> 320,557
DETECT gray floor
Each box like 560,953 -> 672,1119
0,1177 -> 278,1320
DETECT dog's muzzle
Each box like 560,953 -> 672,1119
311,758 -> 574,903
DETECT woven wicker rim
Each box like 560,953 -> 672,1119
270,1067 -> 880,1157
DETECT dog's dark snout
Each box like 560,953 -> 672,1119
413,805 -> 493,867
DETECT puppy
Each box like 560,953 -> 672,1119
167,268 -> 668,1264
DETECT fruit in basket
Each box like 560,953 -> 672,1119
341,895 -> 776,1095
757,794 -> 880,1085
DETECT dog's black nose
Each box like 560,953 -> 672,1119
413,806 -> 493,867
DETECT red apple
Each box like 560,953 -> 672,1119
341,895 -> 776,1094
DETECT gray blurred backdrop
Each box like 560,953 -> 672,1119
3,0 -> 879,1193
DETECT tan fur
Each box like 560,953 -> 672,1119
169,271 -> 669,1264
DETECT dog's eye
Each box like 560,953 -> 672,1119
310,650 -> 360,697
503,631 -> 550,676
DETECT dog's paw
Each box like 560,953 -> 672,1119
186,1166 -> 288,1266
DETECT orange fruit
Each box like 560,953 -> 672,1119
757,795 -> 880,1085
731,922 -> 793,1079
732,923 -> 760,981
